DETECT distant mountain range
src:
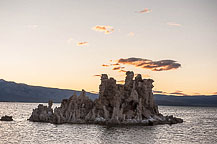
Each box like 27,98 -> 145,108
154,94 -> 217,107
0,79 -> 98,103
0,79 -> 216,107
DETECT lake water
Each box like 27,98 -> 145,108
0,102 -> 216,144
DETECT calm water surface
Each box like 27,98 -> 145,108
0,102 -> 216,144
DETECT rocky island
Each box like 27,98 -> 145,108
0,115 -> 13,121
28,71 -> 183,125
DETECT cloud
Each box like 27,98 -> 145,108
127,32 -> 135,37
77,42 -> 88,46
102,64 -> 110,67
89,91 -> 99,94
67,38 -> 88,47
213,92 -> 217,95
112,66 -> 125,71
153,90 -> 167,94
137,8 -> 152,13
118,57 -> 181,71
93,74 -> 101,77
111,63 -> 120,66
170,90 -> 187,96
167,22 -> 182,27
153,90 -> 189,96
92,25 -> 114,34
112,67 -> 120,70
119,70 -> 127,73
154,90 -> 187,95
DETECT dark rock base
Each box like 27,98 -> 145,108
0,115 -> 13,121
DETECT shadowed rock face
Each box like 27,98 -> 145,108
28,71 -> 183,125
0,115 -> 13,121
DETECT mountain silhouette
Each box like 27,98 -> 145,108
0,79 -> 216,107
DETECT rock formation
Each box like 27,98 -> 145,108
28,71 -> 183,125
0,115 -> 13,121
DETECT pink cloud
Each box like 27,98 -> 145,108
92,25 -> 114,34
138,8 -> 152,13
77,42 -> 88,46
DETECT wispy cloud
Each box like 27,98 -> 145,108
112,66 -> 125,71
167,22 -> 182,27
101,61 -> 127,73
102,64 -> 110,67
92,25 -> 114,34
89,91 -> 99,94
137,8 -> 152,13
127,32 -> 135,37
169,90 -> 187,96
93,74 -> 101,77
102,63 -> 120,67
111,63 -> 120,66
77,42 -> 88,46
67,38 -> 88,47
153,90 -> 168,94
213,92 -> 217,95
119,69 -> 127,73
154,90 -> 188,96
118,57 -> 181,71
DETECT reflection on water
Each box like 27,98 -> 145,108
0,102 -> 217,144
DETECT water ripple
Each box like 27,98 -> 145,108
0,103 -> 216,144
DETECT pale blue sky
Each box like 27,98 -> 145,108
0,0 -> 217,95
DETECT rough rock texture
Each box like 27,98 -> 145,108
28,71 -> 183,125
0,115 -> 13,121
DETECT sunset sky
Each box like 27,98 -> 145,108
0,0 -> 217,95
